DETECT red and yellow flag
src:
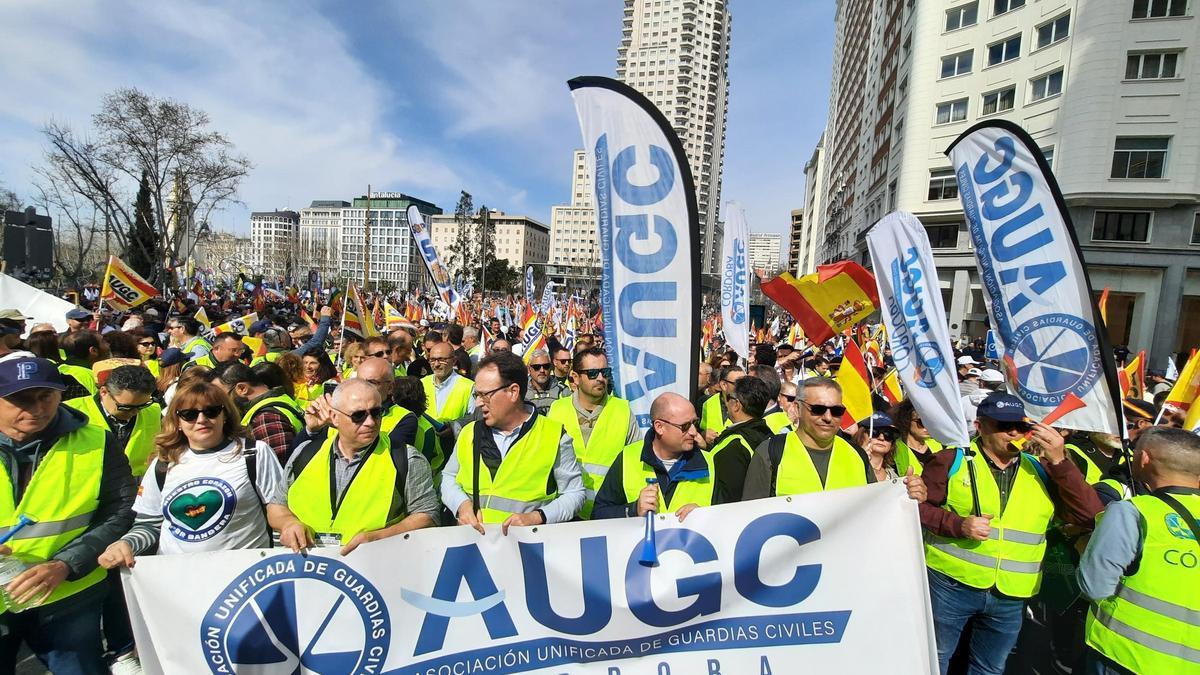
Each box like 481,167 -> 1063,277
242,336 -> 268,359
1097,287 -> 1110,325
881,369 -> 904,406
1166,350 -> 1200,411
100,255 -> 158,311
342,284 -> 379,338
836,339 -> 874,430
1119,350 -> 1146,399
761,262 -> 879,346
297,307 -> 317,332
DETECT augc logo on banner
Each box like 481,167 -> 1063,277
722,238 -> 748,325
887,247 -> 946,389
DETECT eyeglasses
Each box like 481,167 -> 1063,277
366,350 -> 387,358
656,418 -> 699,433
802,402 -> 847,418
578,367 -> 612,381
529,363 -> 551,371
138,341 -> 156,347
782,394 -> 797,402
176,405 -> 225,422
913,418 -> 926,427
474,383 -> 514,401
106,391 -> 154,413
429,357 -> 454,364
333,406 -> 383,425
553,358 -> 571,364
722,378 -> 740,385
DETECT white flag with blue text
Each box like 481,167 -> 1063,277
569,76 -> 700,428
721,202 -> 751,361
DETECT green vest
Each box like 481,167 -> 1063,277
422,374 -> 474,422
182,353 -> 216,372
380,403 -> 414,435
240,394 -> 303,433
0,423 -> 107,610
394,363 -> 408,378
143,359 -> 161,379
547,395 -> 632,519
895,437 -> 945,477
924,444 -> 1056,598
66,395 -> 161,478
775,434 -> 869,495
700,393 -> 727,435
619,442 -> 715,513
249,351 -> 284,367
57,364 -> 96,396
1068,443 -> 1108,485
1085,494 -> 1199,673
764,410 -> 792,434
181,335 -> 212,356
453,416 -> 563,524
287,432 -> 404,544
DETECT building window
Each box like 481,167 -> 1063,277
928,169 -> 959,200
927,223 -> 960,249
936,98 -> 968,125
982,86 -> 1016,115
994,0 -> 1025,16
1036,13 -> 1070,49
1031,69 -> 1064,101
1041,145 -> 1055,168
946,2 -> 979,30
1132,0 -> 1188,18
1125,51 -> 1181,79
940,50 -> 974,78
1191,213 -> 1200,245
1092,211 -> 1151,242
988,35 -> 1021,66
1111,137 -> 1170,178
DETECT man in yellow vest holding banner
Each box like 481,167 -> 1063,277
422,342 -> 474,422
591,392 -> 715,521
441,352 -> 584,534
276,379 -> 439,555
1077,426 -> 1200,675
917,392 -> 1103,675
546,347 -> 639,518
0,357 -> 135,673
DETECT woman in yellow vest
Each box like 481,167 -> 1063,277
131,329 -> 161,379
892,399 -> 945,476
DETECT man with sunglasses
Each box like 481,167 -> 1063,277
524,349 -> 570,415
550,347 -> 573,387
278,379 -> 439,554
66,365 -> 160,479
700,365 -> 745,444
918,391 -> 1102,675
708,377 -> 775,503
442,351 -> 584,533
167,316 -> 210,363
421,342 -> 475,423
591,393 -> 716,520
0,357 -> 136,673
546,347 -> 639,519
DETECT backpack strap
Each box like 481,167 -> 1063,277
767,434 -> 788,497
154,457 -> 169,492
387,441 -> 411,524
242,440 -> 273,548
1155,491 -> 1200,548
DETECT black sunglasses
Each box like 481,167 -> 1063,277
871,429 -> 898,442
579,367 -> 612,380
335,406 -> 383,425
656,418 -> 699,433
366,350 -> 387,358
783,394 -> 797,402
529,363 -> 551,371
802,402 -> 847,418
553,358 -> 571,364
995,420 -> 1032,433
110,397 -> 154,413
138,341 -> 156,347
176,405 -> 225,422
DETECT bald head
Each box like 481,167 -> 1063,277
356,357 -> 393,382
650,392 -> 693,421
331,378 -> 380,410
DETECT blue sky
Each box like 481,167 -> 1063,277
0,0 -> 832,247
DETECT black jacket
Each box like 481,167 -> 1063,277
710,418 -> 774,504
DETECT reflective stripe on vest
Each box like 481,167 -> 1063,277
453,416 -> 563,524
0,422 -> 107,610
240,394 -> 303,433
1085,494 -> 1200,672
66,395 -> 161,478
619,442 -> 714,512
422,375 -> 474,422
286,432 -> 402,544
547,395 -> 632,519
923,444 -> 1055,598
57,364 -> 96,395
774,434 -> 868,495
700,394 -> 727,435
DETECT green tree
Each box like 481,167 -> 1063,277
483,257 -> 519,293
445,191 -> 477,284
126,170 -> 157,278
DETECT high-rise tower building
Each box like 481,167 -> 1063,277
298,200 -> 348,286
249,210 -> 299,281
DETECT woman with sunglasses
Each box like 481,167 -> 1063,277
97,381 -> 306,567
129,328 -> 161,378
891,399 -> 944,476
853,411 -> 901,483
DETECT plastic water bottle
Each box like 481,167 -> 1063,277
0,555 -> 33,613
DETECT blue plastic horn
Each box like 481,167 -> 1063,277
639,478 -> 658,567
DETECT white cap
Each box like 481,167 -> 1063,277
966,368 -> 982,377
980,368 -> 1005,383
957,355 -> 981,366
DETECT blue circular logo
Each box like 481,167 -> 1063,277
1007,313 -> 1102,407
163,477 -> 237,542
201,555 -> 389,674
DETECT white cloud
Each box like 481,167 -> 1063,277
0,0 -> 461,231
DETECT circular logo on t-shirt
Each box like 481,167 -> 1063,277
163,477 -> 237,542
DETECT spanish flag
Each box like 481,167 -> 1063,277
1166,350 -> 1200,411
100,256 -> 158,311
836,339 -> 874,430
761,261 -> 878,346
1097,287 -> 1110,326
881,369 -> 904,406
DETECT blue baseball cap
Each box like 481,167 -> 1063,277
159,347 -> 187,368
249,319 -> 272,334
867,411 -> 895,429
976,392 -> 1027,422
0,357 -> 66,397
66,308 -> 91,321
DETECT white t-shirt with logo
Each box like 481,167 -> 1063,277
134,439 -> 284,555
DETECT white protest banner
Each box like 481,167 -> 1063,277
569,76 -> 700,428
947,120 -> 1121,433
720,201 -> 751,361
867,211 -> 970,448
407,205 -> 460,309
124,482 -> 936,674
525,265 -> 535,305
